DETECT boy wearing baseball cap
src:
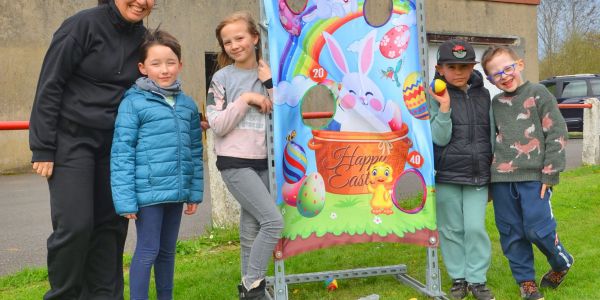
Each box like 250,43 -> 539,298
428,39 -> 495,300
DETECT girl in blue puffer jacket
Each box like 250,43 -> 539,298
110,29 -> 203,300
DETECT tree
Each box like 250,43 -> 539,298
565,0 -> 600,36
539,32 -> 600,79
538,0 -> 600,78
537,0 -> 565,58
537,0 -> 600,58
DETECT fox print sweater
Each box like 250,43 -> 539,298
491,81 -> 568,185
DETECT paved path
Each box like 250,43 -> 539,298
0,139 -> 583,276
0,173 -> 211,276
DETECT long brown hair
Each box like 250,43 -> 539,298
215,11 -> 262,69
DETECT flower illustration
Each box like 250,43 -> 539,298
373,216 -> 382,225
330,212 -> 337,220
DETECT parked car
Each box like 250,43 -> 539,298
540,74 -> 600,132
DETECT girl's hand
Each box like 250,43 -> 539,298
257,59 -> 272,83
184,203 -> 198,215
124,214 -> 137,220
427,87 -> 450,113
33,161 -> 54,178
242,92 -> 273,114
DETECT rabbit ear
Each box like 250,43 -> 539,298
323,31 -> 349,75
359,30 -> 377,76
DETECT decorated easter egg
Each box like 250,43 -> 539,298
402,72 -> 430,120
283,140 -> 307,183
278,0 -> 302,36
379,25 -> 410,59
281,176 -> 306,207
324,278 -> 338,291
431,79 -> 447,96
297,172 -> 326,218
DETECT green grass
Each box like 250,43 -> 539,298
2,166 -> 599,299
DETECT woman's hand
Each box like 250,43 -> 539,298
33,162 -> 54,178
427,87 -> 451,113
257,59 -> 272,83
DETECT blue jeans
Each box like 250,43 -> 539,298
221,168 -> 284,290
492,181 -> 572,283
129,203 -> 183,300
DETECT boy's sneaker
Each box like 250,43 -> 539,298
468,282 -> 495,300
540,254 -> 574,289
519,281 -> 544,300
238,280 -> 266,300
449,278 -> 468,299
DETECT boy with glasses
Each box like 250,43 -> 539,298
481,46 -> 573,300
428,39 -> 495,300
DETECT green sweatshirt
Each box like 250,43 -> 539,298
491,81 -> 568,185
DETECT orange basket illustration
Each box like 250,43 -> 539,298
308,124 -> 412,195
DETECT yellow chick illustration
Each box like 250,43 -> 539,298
367,162 -> 394,215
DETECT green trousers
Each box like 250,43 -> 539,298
436,182 -> 491,284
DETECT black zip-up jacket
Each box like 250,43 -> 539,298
29,1 -> 146,162
433,70 -> 492,186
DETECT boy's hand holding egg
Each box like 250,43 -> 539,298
431,79 -> 447,96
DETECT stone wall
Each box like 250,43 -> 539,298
0,0 -> 541,226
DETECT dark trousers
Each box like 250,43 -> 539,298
129,203 -> 183,300
491,181 -> 572,284
44,119 -> 129,300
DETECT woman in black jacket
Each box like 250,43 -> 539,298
29,1 -> 154,299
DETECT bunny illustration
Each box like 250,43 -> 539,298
302,0 -> 359,22
322,30 -> 400,132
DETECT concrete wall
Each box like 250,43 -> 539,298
0,1 -> 97,173
0,1 -> 541,225
0,0 -> 540,173
0,0 -> 262,173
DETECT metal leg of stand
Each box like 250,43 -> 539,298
426,247 -> 446,299
273,260 -> 288,300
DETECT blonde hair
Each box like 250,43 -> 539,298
481,46 -> 520,75
215,11 -> 261,69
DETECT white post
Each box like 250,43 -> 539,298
582,97 -> 600,165
206,131 -> 241,227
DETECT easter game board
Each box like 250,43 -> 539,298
266,0 -> 438,259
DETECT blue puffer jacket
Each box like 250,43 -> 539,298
111,85 -> 203,215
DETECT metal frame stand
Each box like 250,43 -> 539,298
259,0 -> 446,299
266,244 -> 446,300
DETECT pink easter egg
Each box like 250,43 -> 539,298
379,25 -> 410,59
282,176 -> 306,207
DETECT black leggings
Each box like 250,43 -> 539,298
44,119 -> 128,300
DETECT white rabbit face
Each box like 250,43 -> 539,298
340,73 -> 385,113
323,29 -> 395,132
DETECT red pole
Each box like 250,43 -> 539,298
0,104 -> 594,129
558,104 -> 592,109
302,112 -> 334,119
0,121 -> 29,130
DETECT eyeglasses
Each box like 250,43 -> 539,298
487,62 -> 517,82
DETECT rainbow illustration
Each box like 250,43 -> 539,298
276,1 -> 412,82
